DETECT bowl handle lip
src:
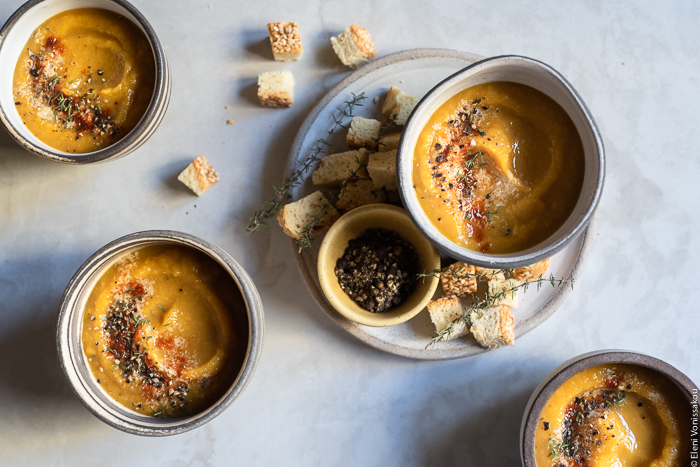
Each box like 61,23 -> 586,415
55,229 -> 265,436
519,349 -> 698,466
397,53 -> 606,268
0,0 -> 171,164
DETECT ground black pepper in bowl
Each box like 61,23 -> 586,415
334,228 -> 420,313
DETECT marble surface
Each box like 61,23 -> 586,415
0,0 -> 698,465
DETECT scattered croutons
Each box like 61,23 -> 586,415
177,156 -> 219,196
382,85 -> 418,125
336,179 -> 386,211
513,259 -> 551,283
267,22 -> 303,61
311,148 -> 369,186
426,296 -> 469,341
257,71 -> 295,108
367,150 -> 397,191
440,262 -> 477,297
330,24 -> 377,68
226,119 -> 234,125
469,305 -> 515,349
347,116 -> 381,149
378,131 -> 402,151
276,191 -> 339,239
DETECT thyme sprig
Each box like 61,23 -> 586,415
246,92 -> 367,233
426,272 -> 575,348
416,266 -> 512,282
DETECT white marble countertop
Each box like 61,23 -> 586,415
1,0 -> 698,465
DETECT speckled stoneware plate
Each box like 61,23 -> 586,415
286,49 -> 596,360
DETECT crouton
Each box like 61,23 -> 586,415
311,149 -> 369,186
276,191 -> 340,239
440,262 -> 477,297
469,305 -> 514,349
367,150 -> 397,191
177,156 -> 219,196
382,85 -> 418,125
426,296 -> 469,341
487,275 -> 520,308
267,22 -> 303,61
378,131 -> 402,151
257,71 -> 294,108
513,259 -> 551,283
347,117 -> 382,149
336,179 -> 387,211
330,24 -> 377,68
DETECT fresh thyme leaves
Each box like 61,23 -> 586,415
246,92 -> 367,233
295,203 -> 331,253
426,272 -> 575,348
464,150 -> 484,169
153,409 -> 165,417
486,203 -> 503,222
157,304 -> 165,312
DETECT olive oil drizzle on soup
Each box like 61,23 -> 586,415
413,82 -> 585,254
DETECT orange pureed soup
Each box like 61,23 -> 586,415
82,245 -> 248,417
413,82 -> 585,254
535,364 -> 690,467
12,8 -> 155,153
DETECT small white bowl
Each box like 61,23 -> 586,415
0,0 -> 171,164
56,231 -> 265,436
397,55 -> 605,268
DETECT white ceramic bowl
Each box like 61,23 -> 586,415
397,55 -> 605,268
56,231 -> 264,436
519,350 -> 697,466
0,0 -> 171,164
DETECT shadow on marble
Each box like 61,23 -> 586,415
0,125 -> 46,169
312,30 -> 346,70
238,77 -> 260,107
239,28 -> 273,61
416,362 -> 556,467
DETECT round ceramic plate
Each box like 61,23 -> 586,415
285,49 -> 596,360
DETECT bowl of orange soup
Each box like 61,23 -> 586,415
520,350 -> 696,467
0,0 -> 171,163
397,55 -> 604,268
57,231 -> 264,436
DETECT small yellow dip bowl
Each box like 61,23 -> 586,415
317,204 -> 440,327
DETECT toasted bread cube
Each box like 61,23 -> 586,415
330,24 -> 377,68
257,71 -> 294,108
426,296 -> 469,341
487,275 -> 519,308
311,149 -> 369,186
469,305 -> 514,349
276,191 -> 339,239
177,156 -> 219,196
336,179 -> 386,211
367,150 -> 397,191
267,22 -> 303,61
440,262 -> 477,297
347,117 -> 381,149
382,85 -> 418,125
378,131 -> 402,151
513,258 -> 550,283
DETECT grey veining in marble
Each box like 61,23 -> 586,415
0,0 -> 698,465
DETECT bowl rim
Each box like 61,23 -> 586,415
56,230 -> 265,436
519,349 -> 698,466
317,203 -> 440,327
0,0 -> 169,164
397,54 -> 606,269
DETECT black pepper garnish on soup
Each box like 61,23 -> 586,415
334,228 -> 419,313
